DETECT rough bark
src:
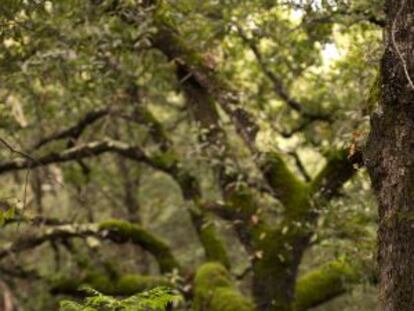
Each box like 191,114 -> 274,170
365,1 -> 414,310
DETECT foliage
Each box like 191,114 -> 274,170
0,0 -> 383,310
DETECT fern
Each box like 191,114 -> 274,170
59,286 -> 182,311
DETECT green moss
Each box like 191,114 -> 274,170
189,207 -> 230,268
259,152 -> 309,210
193,263 -> 256,311
199,222 -> 231,269
203,287 -> 257,311
294,259 -> 359,311
98,219 -> 179,273
194,262 -> 233,289
250,226 -> 298,311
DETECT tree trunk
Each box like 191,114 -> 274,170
365,1 -> 414,310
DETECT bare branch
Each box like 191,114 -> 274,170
31,108 -> 110,151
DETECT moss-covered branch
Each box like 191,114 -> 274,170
0,139 -> 179,177
31,108 -> 110,151
189,208 -> 231,269
193,262 -> 256,311
258,152 -> 309,210
294,258 -> 370,311
98,220 -> 179,273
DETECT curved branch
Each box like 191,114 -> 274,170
0,140 -> 140,174
31,108 -> 110,150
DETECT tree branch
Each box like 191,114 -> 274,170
295,257 -> 375,311
31,108 -> 110,150
311,149 -> 363,201
0,219 -> 179,273
151,19 -> 308,209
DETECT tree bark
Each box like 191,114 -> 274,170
365,1 -> 414,310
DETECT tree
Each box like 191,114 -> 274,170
366,0 -> 414,310
0,1 -> 382,311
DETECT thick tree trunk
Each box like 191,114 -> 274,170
253,234 -> 308,311
365,1 -> 414,310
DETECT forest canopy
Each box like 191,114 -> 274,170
0,1 -> 384,310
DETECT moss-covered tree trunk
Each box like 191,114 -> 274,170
365,0 -> 414,310
251,231 -> 307,311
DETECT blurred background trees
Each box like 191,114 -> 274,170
0,0 -> 383,310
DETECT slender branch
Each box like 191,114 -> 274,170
31,108 -> 110,150
0,137 -> 37,163
0,140 -> 145,174
279,118 -> 315,138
